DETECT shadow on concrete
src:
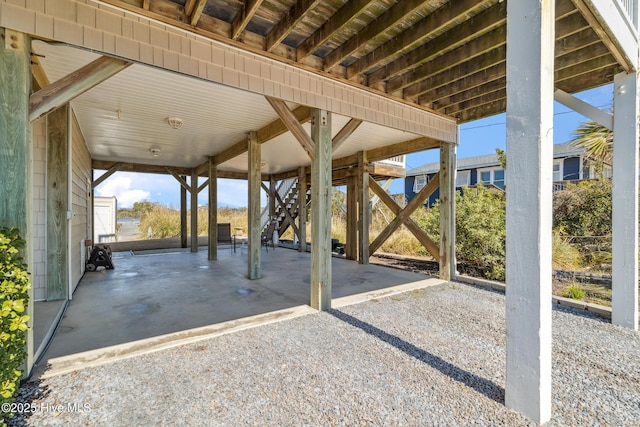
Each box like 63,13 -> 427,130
329,308 -> 506,404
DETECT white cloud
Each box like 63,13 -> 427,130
95,176 -> 150,208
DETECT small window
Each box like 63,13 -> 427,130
478,168 -> 505,189
553,161 -> 562,182
480,170 -> 491,184
456,170 -> 470,187
413,175 -> 429,193
493,169 -> 505,189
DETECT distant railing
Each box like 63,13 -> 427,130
616,0 -> 638,29
375,155 -> 405,167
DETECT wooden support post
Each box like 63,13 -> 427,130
0,28 -> 34,374
439,141 -> 456,280
310,109 -> 332,310
248,131 -> 261,279
208,158 -> 218,261
345,175 -> 358,260
357,151 -> 369,264
190,169 -> 198,252
298,166 -> 307,252
505,0 -> 553,422
180,177 -> 187,248
611,71 -> 639,330
0,28 -> 31,241
47,106 -> 69,301
269,176 -> 276,219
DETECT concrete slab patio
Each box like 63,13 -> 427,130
35,246 -> 441,366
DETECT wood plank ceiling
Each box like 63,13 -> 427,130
99,0 -> 624,123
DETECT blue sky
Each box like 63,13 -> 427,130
95,84 -> 613,208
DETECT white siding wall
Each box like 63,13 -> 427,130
32,118 -> 47,301
70,110 -> 91,294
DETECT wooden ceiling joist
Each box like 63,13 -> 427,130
30,56 -> 131,123
189,0 -> 209,27
322,0 -> 427,71
297,0 -> 374,61
346,0 -> 494,80
93,160 -> 268,181
368,2 -> 507,89
232,0 -> 265,40
266,0 -> 322,52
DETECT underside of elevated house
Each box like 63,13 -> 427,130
0,0 -> 638,422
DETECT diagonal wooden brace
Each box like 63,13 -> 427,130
369,177 -> 440,261
273,186 -> 300,237
369,172 -> 440,256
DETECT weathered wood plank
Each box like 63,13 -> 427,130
208,159 -> 217,261
324,0 -> 427,71
190,168 -> 199,253
369,172 -> 440,256
47,106 -> 69,300
248,131 -> 261,279
180,177 -> 187,248
0,28 -> 31,243
439,142 -> 456,280
357,151 -> 369,264
190,0 -> 208,27
345,175 -> 358,260
298,167 -> 307,252
265,96 -> 315,159
297,0 -> 373,61
310,109 -> 332,310
166,168 -> 191,192
30,56 -> 131,122
231,0 -> 264,39
347,0 -> 493,78
368,177 -> 440,261
266,0 -> 322,52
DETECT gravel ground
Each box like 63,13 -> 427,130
6,282 -> 640,426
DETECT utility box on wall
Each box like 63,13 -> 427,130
94,196 -> 117,243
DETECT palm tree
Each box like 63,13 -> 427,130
570,121 -> 613,163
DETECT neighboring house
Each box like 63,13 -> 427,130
405,142 -> 611,206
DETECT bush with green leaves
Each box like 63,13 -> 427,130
415,184 -> 506,280
0,227 -> 31,419
553,179 -> 612,237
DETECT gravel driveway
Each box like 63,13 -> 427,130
8,282 -> 640,426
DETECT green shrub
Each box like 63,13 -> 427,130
415,184 -> 506,280
552,232 -> 583,271
553,179 -> 611,237
0,227 -> 31,422
563,284 -> 586,300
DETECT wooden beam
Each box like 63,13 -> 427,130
265,96 -> 315,160
208,159 -> 217,261
92,159 -> 259,180
310,109 -> 332,310
46,105 -> 69,299
231,0 -> 264,40
332,118 -> 363,151
357,151 -> 369,264
369,177 -> 440,261
297,0 -> 374,61
269,176 -> 276,219
30,56 -> 131,122
189,0 -> 208,27
369,172 -> 440,256
30,51 -> 50,91
180,176 -> 187,248
439,142 -> 456,280
386,25 -> 507,94
166,167 -> 191,192
367,137 -> 441,162
324,0 -> 427,71
298,167 -> 307,252
247,131 -> 261,279
190,169 -> 198,253
92,162 -> 123,189
266,0 -> 322,52
198,179 -> 209,193
346,175 -> 358,260
372,4 -> 506,89
571,0 -> 632,72
142,0 -> 150,10
347,0 -> 492,79
184,0 -> 195,15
